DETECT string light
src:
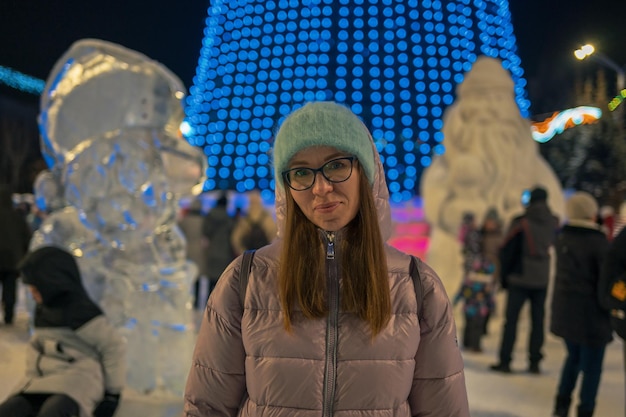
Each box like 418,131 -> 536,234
608,89 -> 626,112
0,65 -> 45,95
531,106 -> 602,143
187,0 -> 529,201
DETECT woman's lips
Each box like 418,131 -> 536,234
315,202 -> 340,213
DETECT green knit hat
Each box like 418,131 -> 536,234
273,101 -> 376,190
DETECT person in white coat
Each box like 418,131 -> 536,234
0,246 -> 126,417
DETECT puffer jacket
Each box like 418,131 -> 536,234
184,133 -> 469,417
12,246 -> 126,417
12,316 -> 127,417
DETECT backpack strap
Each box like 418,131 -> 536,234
239,249 -> 256,307
409,255 -> 425,321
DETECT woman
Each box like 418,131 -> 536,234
0,246 -> 126,417
550,192 -> 612,417
184,101 -> 470,416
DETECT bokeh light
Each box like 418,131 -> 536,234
186,0 -> 528,201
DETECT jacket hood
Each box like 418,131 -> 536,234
274,130 -> 392,241
20,246 -> 85,304
19,246 -> 102,328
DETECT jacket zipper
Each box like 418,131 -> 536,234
322,231 -> 338,417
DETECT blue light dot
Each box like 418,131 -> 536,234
244,166 -> 255,177
219,167 -> 231,178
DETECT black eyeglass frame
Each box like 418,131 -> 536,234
282,156 -> 357,191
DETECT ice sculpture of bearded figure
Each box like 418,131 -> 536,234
30,39 -> 207,401
420,56 -> 563,291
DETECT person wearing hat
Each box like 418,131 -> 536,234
549,192 -> 611,417
0,246 -> 126,417
184,101 -> 470,416
490,186 -> 560,374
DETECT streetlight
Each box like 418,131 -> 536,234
574,43 -> 625,92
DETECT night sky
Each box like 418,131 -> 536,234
1,0 -> 625,115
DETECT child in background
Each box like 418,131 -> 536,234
0,246 -> 126,417
454,211 -> 497,352
479,208 -> 504,334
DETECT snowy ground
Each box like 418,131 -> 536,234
1,283 -> 623,417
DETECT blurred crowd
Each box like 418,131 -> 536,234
176,189 -> 277,310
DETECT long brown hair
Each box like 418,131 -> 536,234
278,167 -> 391,336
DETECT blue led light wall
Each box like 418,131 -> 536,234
187,0 -> 528,201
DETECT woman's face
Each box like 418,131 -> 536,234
286,146 -> 361,231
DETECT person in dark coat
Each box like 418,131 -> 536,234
490,186 -> 560,374
201,193 -> 236,301
599,224 -> 626,417
549,192 -> 612,417
0,246 -> 126,417
178,198 -> 209,309
0,184 -> 32,325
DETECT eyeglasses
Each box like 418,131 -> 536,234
282,156 -> 357,191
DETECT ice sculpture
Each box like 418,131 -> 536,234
30,39 -> 206,396
420,57 -> 564,291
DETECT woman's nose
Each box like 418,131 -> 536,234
311,171 -> 333,194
